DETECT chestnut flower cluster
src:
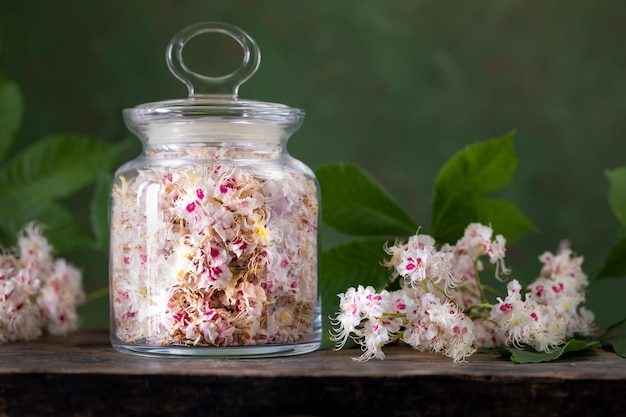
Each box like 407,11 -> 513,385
331,223 -> 595,362
0,223 -> 85,342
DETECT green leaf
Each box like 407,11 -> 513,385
475,198 -> 539,243
0,134 -> 124,203
600,317 -> 626,357
597,237 -> 626,279
606,336 -> 626,358
434,132 -> 517,199
429,197 -> 538,246
431,132 -> 536,244
606,167 -> 626,227
497,339 -> 601,363
320,239 -> 391,349
0,79 -> 23,162
315,164 -> 417,237
604,317 -> 626,335
90,171 -> 112,252
0,200 -> 90,253
35,203 -> 93,253
0,197 -> 43,246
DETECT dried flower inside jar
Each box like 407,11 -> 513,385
110,160 -> 319,349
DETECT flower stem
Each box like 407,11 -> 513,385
473,260 -> 488,304
85,287 -> 109,304
465,302 -> 495,312
482,284 -> 503,299
460,284 -> 480,299
377,313 -> 408,320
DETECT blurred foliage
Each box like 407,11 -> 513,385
597,168 -> 626,279
1,0 -> 625,328
0,73 -> 126,253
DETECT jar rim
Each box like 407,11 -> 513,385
123,97 -> 304,144
125,96 -> 304,123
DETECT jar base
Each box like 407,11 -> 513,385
111,341 -> 321,358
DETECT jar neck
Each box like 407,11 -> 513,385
143,142 -> 284,160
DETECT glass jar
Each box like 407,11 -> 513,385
109,22 -> 320,357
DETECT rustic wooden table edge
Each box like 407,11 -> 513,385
0,328 -> 624,417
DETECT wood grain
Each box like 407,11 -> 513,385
0,328 -> 624,416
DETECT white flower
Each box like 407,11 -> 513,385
395,231 -> 458,292
445,316 -> 476,362
472,319 -> 503,349
330,285 -> 376,349
0,223 -> 84,342
490,279 -> 579,352
39,259 -> 84,335
490,280 -> 532,347
354,318 -> 390,362
538,249 -> 585,282
527,248 -> 594,340
17,222 -> 54,275
401,292 -> 476,362
454,223 -> 510,278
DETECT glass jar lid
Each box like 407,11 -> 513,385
124,22 -> 304,143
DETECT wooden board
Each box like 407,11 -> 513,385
0,328 -> 624,416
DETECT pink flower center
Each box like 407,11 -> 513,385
499,303 -> 513,313
453,326 -> 468,335
552,283 -> 564,294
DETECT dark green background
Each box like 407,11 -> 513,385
1,0 -> 625,329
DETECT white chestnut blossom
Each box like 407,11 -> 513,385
402,292 -> 476,362
0,223 -> 84,342
387,232 -> 458,293
453,222 -> 510,279
332,223 -> 595,362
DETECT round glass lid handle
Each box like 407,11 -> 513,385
166,21 -> 261,98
